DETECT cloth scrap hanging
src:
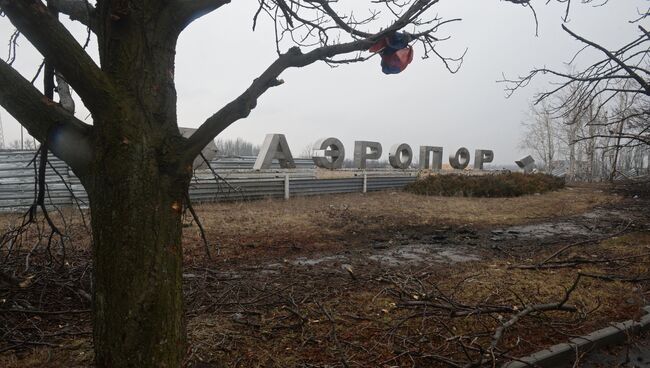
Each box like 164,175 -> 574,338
369,32 -> 414,74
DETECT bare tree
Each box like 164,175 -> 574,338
520,101 -> 560,172
506,7 -> 650,179
6,139 -> 38,150
298,142 -> 317,159
556,91 -> 605,181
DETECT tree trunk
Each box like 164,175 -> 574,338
82,132 -> 189,367
610,120 -> 625,182
79,4 -> 189,364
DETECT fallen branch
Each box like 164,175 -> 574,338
398,300 -> 517,317
510,252 -> 650,270
184,191 -> 212,260
0,308 -> 90,315
579,272 -> 650,283
489,275 -> 581,352
316,300 -> 350,368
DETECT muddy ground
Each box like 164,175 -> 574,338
1,183 -> 649,367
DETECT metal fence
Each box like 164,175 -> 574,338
0,151 -> 417,212
207,155 -> 315,171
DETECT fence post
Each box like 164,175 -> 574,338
284,173 -> 290,200
362,172 -> 367,193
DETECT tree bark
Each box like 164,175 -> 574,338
82,131 -> 190,367
80,3 -> 190,363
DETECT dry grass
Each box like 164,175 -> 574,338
0,185 -> 616,261
1,186 -> 645,368
179,243 -> 646,366
4,237 -> 646,368
0,339 -> 93,368
186,186 -> 617,262
196,186 -> 614,231
178,224 -> 650,367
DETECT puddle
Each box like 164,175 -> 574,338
291,255 -> 347,266
581,209 -> 626,220
503,222 -> 594,239
259,269 -> 281,275
369,244 -> 479,266
437,249 -> 482,262
496,208 -> 632,240
286,244 -> 479,269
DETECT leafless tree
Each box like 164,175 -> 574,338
6,139 -> 38,150
298,142 -> 317,159
520,101 -> 560,172
507,1 -> 649,181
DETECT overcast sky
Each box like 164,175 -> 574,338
0,0 -> 645,164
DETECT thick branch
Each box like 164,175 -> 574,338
171,0 -> 231,30
51,0 -> 96,31
184,0 -> 435,159
0,59 -> 92,172
182,40 -> 372,160
0,0 -> 115,115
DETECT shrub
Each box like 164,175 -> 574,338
405,172 -> 565,197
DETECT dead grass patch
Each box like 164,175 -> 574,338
178,243 -> 646,367
185,187 -> 617,262
0,338 -> 92,368
0,186 -> 642,367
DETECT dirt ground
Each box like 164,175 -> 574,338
1,183 -> 649,367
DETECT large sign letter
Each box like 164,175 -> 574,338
516,155 -> 536,174
419,146 -> 443,170
473,149 -> 494,170
449,147 -> 470,169
253,134 -> 296,170
312,137 -> 345,169
354,141 -> 382,169
389,143 -> 413,169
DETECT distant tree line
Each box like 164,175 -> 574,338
514,6 -> 649,182
215,137 -> 260,157
1,139 -> 39,150
520,90 -> 649,181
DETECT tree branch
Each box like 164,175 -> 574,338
170,0 -> 231,30
562,24 -> 650,95
489,275 -> 581,352
181,40 -> 371,160
51,0 -> 96,31
0,59 -> 92,172
0,0 -> 115,115
183,0 -> 441,159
